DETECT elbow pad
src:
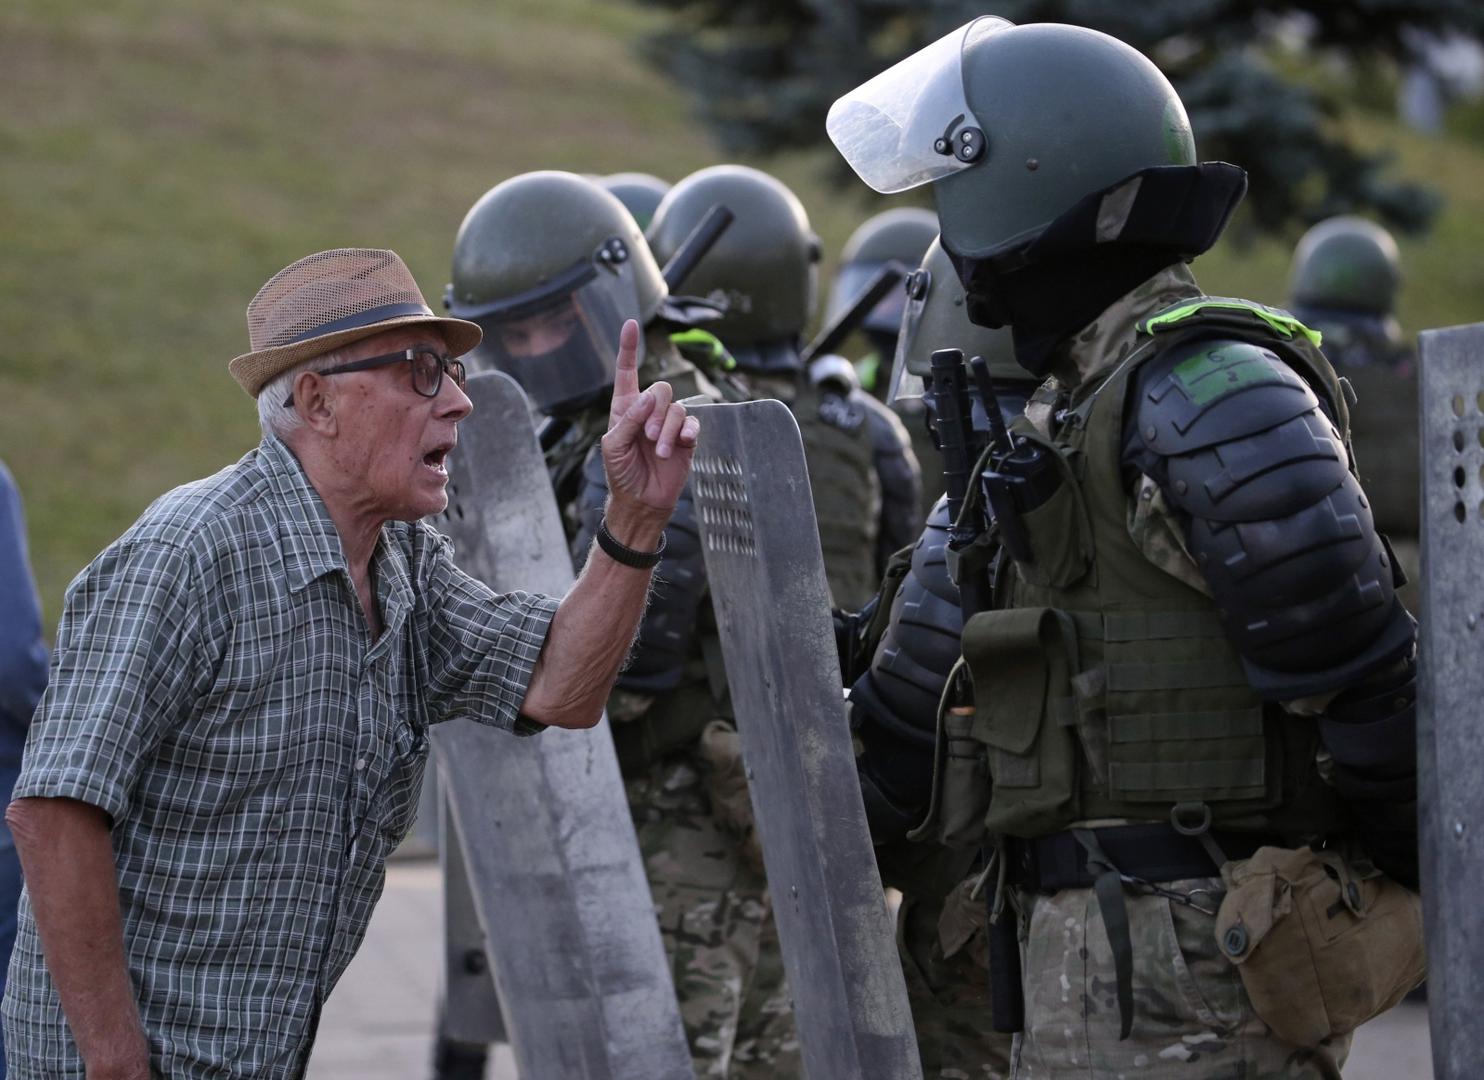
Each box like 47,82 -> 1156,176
573,447 -> 706,692
1129,338 -> 1416,700
850,497 -> 963,841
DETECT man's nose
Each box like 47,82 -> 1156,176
436,372 -> 474,421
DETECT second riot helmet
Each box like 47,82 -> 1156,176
446,170 -> 667,416
647,164 -> 821,363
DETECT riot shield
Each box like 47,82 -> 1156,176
1417,323 -> 1484,1078
688,398 -> 922,1080
430,370 -> 691,1080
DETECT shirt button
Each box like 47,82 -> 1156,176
355,758 -> 368,771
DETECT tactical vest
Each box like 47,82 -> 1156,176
792,376 -> 882,610
951,298 -> 1352,844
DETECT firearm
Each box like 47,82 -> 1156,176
660,204 -> 735,294
932,348 -> 1040,1035
928,347 -> 993,616
801,262 -> 906,365
966,354 -> 1060,567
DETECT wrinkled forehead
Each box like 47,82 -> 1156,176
337,325 -> 449,364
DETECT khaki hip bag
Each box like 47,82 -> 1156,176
1214,845 -> 1425,1047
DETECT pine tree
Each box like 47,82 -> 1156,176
635,0 -> 1484,233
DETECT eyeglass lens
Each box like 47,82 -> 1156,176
411,351 -> 467,397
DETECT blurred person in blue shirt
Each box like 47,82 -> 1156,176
0,459 -> 47,1076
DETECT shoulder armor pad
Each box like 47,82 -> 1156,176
1132,338 -> 1352,524
1135,337 -> 1323,456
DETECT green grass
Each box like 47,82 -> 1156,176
3,0 -> 1482,631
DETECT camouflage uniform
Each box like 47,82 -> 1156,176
947,266 -> 1359,1078
625,743 -> 799,1078
566,332 -> 801,1080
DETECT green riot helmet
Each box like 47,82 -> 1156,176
1289,216 -> 1401,316
647,164 -> 821,362
598,172 -> 671,232
828,207 -> 939,339
828,20 -> 1199,260
446,170 -> 667,416
889,237 -> 1022,407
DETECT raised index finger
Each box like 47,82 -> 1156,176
610,319 -> 642,420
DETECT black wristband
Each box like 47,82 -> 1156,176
596,516 -> 666,569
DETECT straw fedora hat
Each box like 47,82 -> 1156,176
229,248 -> 482,397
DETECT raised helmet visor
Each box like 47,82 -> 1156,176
826,17 -> 1012,195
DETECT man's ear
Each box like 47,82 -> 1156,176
294,371 -> 338,437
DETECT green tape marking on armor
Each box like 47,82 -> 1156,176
670,328 -> 736,370
857,352 -> 881,392
1169,344 -> 1288,406
1141,298 -> 1324,347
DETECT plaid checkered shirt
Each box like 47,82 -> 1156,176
2,435 -> 559,1077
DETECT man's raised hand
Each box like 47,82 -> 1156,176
601,320 -> 700,527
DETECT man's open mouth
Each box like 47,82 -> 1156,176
423,446 -> 451,473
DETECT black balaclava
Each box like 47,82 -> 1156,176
944,163 -> 1248,378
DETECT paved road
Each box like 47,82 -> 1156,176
306,860 -> 1433,1079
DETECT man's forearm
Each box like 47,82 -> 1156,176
7,797 -> 150,1075
520,500 -> 666,729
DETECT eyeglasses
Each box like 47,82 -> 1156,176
282,348 -> 467,407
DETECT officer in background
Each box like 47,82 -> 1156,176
1287,216 -> 1420,612
826,207 -> 939,401
442,170 -> 796,1079
648,165 -> 921,601
832,19 -> 1422,1075
843,237 -> 1036,1079
598,171 -> 671,232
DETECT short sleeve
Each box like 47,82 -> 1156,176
13,539 -> 204,820
415,532 -> 560,736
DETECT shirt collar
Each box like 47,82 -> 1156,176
1053,262 -> 1203,390
258,435 -> 349,593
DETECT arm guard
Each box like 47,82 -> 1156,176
853,389 -> 923,571
1126,337 -> 1416,702
850,497 -> 962,841
572,445 -> 706,693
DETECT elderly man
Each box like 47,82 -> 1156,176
2,248 -> 697,1079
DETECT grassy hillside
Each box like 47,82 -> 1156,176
3,0 -> 1482,629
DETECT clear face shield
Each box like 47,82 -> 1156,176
887,265 -> 933,406
457,245 -> 639,416
826,17 -> 1011,195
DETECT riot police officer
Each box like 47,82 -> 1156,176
826,206 -> 939,401
1288,216 -> 1420,611
648,164 -> 921,601
441,170 -> 795,1080
831,20 -> 1422,1076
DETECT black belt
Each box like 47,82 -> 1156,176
999,822 -> 1286,1041
1011,822 -> 1281,893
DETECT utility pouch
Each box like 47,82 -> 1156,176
1003,433 -> 1093,590
1214,845 -> 1425,1047
961,606 -> 1081,836
910,662 -> 990,849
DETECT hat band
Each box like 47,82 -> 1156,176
282,301 -> 434,345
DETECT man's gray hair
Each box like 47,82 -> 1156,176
256,346 -> 353,439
